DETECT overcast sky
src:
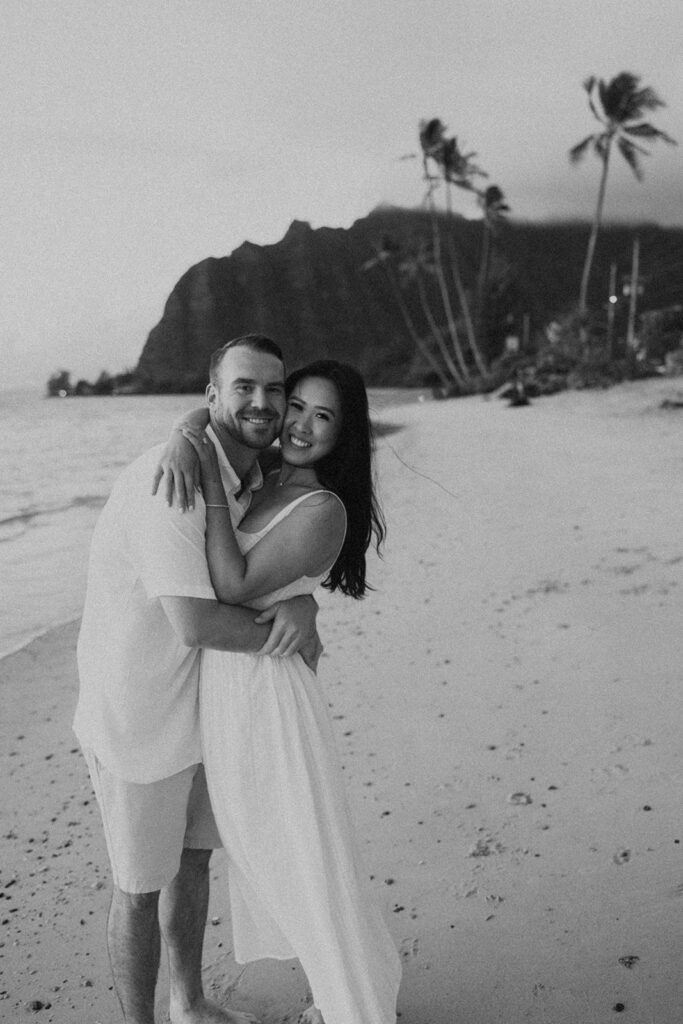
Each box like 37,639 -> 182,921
2,0 -> 682,387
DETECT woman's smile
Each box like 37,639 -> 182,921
288,434 -> 312,449
280,376 -> 342,464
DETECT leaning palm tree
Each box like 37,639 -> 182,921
361,237 -> 456,391
569,72 -> 676,315
419,119 -> 491,381
398,241 -> 465,387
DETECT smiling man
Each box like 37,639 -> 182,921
207,341 -> 285,462
74,334 -> 320,1024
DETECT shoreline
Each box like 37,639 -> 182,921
0,615 -> 83,665
0,386 -> 432,664
3,377 -> 683,1022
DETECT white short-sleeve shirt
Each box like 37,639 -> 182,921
74,428 -> 262,783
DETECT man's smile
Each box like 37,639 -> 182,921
241,413 -> 276,425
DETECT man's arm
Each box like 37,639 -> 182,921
160,596 -> 270,651
160,593 -> 321,667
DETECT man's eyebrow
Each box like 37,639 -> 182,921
232,377 -> 284,387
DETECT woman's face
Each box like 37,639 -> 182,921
280,376 -> 343,467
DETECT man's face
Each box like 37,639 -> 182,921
207,346 -> 286,451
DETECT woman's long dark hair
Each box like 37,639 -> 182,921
285,361 -> 386,599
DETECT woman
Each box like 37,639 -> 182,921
161,360 -> 400,1024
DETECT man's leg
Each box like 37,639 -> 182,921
159,847 -> 258,1024
85,753 -> 256,1024
107,886 -> 161,1024
159,847 -> 210,1017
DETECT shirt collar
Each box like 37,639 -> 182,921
205,424 -> 264,497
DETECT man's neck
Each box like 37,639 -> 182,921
208,417 -> 259,484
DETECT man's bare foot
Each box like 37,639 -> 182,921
298,1006 -> 325,1024
170,995 -> 260,1024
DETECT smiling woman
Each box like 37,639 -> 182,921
279,376 -> 342,468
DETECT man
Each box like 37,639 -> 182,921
74,334 -> 318,1024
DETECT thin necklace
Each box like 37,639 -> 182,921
276,471 -> 312,489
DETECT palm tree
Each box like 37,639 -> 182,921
569,72 -> 676,315
398,242 -> 465,387
476,186 -> 510,301
475,185 -> 510,343
361,238 -> 455,391
419,119 -> 491,381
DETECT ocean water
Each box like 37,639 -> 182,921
0,387 -> 421,659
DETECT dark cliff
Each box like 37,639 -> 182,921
136,213 -> 419,389
135,208 -> 683,390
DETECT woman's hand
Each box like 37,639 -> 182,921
181,429 -> 227,505
181,428 -> 220,476
152,407 -> 211,511
152,430 -> 202,511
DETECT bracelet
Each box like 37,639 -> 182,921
205,503 -> 229,508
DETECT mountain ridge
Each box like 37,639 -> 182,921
135,207 -> 683,389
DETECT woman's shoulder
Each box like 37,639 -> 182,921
275,491 -> 347,570
276,489 -> 346,530
240,486 -> 344,536
287,488 -> 346,517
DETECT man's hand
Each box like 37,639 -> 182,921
254,595 -> 321,662
298,632 -> 324,673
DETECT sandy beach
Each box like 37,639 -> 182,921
2,377 -> 683,1024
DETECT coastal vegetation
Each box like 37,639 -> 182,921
46,368 -> 139,397
48,70 -> 681,399
360,80 -> 678,398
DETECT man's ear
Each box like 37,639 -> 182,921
206,382 -> 215,408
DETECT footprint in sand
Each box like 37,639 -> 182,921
468,837 -> 505,858
507,792 -> 533,805
618,955 -> 640,969
399,937 -> 419,961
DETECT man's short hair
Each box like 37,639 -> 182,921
209,334 -> 284,385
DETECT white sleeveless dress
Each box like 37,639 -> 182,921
199,492 -> 401,1024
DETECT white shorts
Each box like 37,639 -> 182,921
83,749 -> 222,893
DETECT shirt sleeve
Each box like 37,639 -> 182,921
128,486 -> 216,601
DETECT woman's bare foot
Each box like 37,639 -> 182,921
298,1006 -> 325,1024
170,995 -> 260,1024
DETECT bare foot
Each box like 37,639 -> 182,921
298,1006 -> 325,1024
170,995 -> 260,1024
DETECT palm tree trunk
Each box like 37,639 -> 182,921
446,233 -> 490,380
444,182 -> 489,381
477,221 -> 491,304
415,271 -> 464,385
579,143 -> 611,316
428,200 -> 471,385
476,219 -> 491,335
381,263 -> 454,390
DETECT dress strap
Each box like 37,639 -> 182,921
243,490 -> 346,540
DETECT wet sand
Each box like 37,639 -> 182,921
2,377 -> 683,1023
